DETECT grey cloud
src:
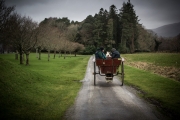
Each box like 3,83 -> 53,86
5,0 -> 50,6
130,0 -> 180,28
4,0 -> 180,29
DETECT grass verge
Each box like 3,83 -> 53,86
122,53 -> 180,67
122,53 -> 180,119
0,53 -> 90,119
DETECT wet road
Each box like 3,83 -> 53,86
65,56 -> 165,120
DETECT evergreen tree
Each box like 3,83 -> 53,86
79,15 -> 95,47
119,1 -> 139,53
106,18 -> 114,49
108,5 -> 120,49
93,8 -> 108,49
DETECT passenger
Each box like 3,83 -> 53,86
95,47 -> 106,59
111,48 -> 120,59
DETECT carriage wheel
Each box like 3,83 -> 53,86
94,62 -> 96,86
121,61 -> 124,86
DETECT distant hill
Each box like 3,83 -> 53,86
151,22 -> 180,38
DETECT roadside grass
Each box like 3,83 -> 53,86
123,53 -> 180,67
2,52 -> 180,119
0,53 -> 90,119
122,53 -> 180,119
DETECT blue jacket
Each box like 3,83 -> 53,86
111,50 -> 120,58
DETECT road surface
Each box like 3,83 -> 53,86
65,56 -> 166,120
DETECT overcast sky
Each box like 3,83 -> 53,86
5,0 -> 180,29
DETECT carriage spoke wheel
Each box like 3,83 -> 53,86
121,61 -> 124,86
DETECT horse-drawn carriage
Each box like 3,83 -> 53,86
93,57 -> 124,86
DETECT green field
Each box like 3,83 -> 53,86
122,53 -> 180,67
0,53 -> 90,119
0,52 -> 180,119
122,53 -> 180,119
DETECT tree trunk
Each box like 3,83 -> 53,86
64,51 -> 66,59
131,33 -> 135,53
20,52 -> 23,64
59,51 -> 60,58
36,48 -> 38,58
154,38 -> 162,52
25,52 -> 30,65
15,50 -> 18,60
19,47 -> 23,64
38,50 -> 41,60
48,50 -> 50,61
54,50 -> 56,59
22,52 -> 25,61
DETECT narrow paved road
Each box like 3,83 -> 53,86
65,56 -> 165,120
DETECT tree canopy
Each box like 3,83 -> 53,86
1,0 -> 178,57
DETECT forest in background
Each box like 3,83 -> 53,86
1,0 -> 180,59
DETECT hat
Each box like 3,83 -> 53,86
111,48 -> 116,52
100,47 -> 104,51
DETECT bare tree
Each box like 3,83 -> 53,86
51,28 -> 61,59
62,38 -> 70,59
25,25 -> 38,64
156,33 -> 180,52
73,42 -> 85,56
0,0 -> 14,53
37,17 -> 68,60
57,37 -> 64,58
55,21 -> 68,58
34,27 -> 46,60
32,17 -> 84,61
63,25 -> 79,58
168,36 -> 180,52
66,42 -> 85,57
58,24 -> 85,58
154,37 -> 162,52
7,13 -> 38,65
41,24 -> 59,61
66,41 -> 75,57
